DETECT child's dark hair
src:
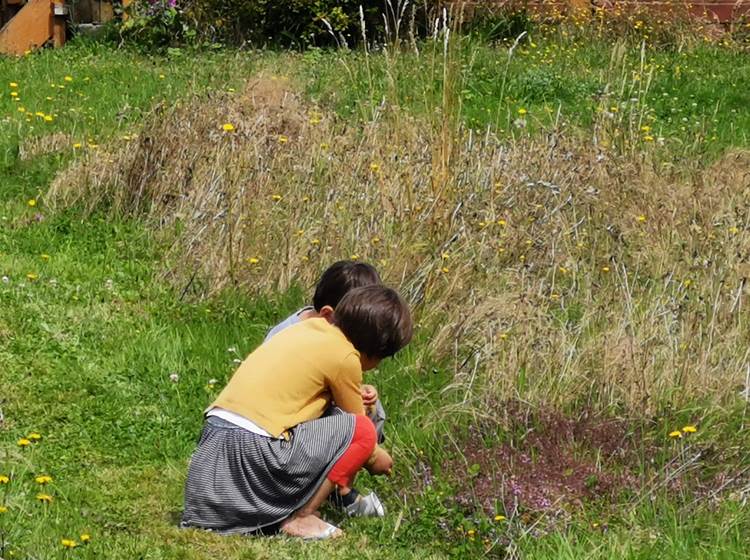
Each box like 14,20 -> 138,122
333,285 -> 413,359
312,261 -> 381,312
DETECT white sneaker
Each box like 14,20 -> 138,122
344,492 -> 385,518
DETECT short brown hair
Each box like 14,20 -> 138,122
313,261 -> 381,312
333,285 -> 413,359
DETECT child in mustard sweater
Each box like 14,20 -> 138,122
182,285 -> 412,540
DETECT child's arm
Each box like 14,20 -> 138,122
329,354 -> 366,416
365,446 -> 393,476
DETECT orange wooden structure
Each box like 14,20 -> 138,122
0,0 -> 66,55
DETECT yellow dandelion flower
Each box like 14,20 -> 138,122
0,506 -> 7,514
247,257 -> 260,265
641,125 -> 651,132
0,475 -> 9,484
34,111 -> 44,118
27,198 -> 37,207
60,539 -> 77,548
271,194 -> 282,201
10,91 -> 18,98
36,493 -> 53,503
494,515 -> 506,521
369,163 -> 380,172
729,226 -> 739,234
26,273 -> 38,281
73,143 -> 82,149
35,475 -> 53,485
517,108 -> 527,115
643,135 -> 654,142
669,430 -> 682,438
64,76 -> 73,82
278,135 -> 288,144
441,267 -> 449,273
17,107 -> 25,113
350,254 -> 359,261
497,219 -> 507,227
320,143 -> 329,150
467,529 -> 476,536
311,239 -> 320,245
601,266 -> 610,273
636,215 -> 647,223
80,534 -> 91,543
27,432 -> 41,441
682,425 -> 697,433
159,74 -> 165,79
221,123 -> 235,133
18,438 -> 31,447
10,82 -> 18,88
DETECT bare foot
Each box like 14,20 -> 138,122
281,514 -> 343,539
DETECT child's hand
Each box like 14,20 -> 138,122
361,384 -> 378,407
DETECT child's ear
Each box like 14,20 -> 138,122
319,305 -> 335,322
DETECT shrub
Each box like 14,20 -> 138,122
118,0 -> 196,49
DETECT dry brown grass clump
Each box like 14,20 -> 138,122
47,76 -> 750,415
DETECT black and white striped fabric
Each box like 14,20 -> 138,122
181,413 -> 355,534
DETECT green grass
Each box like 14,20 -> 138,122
1,38 -> 750,558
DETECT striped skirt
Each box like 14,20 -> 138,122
181,413 -> 355,534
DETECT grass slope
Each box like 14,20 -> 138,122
1,39 -> 749,558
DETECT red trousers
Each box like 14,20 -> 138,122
327,415 -> 376,488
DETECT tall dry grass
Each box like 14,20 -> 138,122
47,43 -> 750,418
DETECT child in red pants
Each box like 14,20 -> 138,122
182,285 -> 412,540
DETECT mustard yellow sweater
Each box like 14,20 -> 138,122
210,318 -> 365,437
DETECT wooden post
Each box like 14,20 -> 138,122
53,2 -> 66,48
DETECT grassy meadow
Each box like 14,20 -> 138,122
2,18 -> 750,559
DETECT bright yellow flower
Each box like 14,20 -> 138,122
44,115 -> 53,122
18,438 -> 31,447
0,475 -> 9,484
494,514 -> 506,521
27,432 -> 41,441
0,506 -> 7,514
369,163 -> 380,172
26,273 -> 38,281
10,91 -> 18,98
64,76 -> 73,82
278,135 -> 288,144
221,123 -> 235,132
247,257 -> 259,265
73,143 -> 82,149
517,108 -> 527,115
669,430 -> 682,438
60,539 -> 77,548
682,425 -> 697,433
271,194 -> 282,201
36,493 -> 53,503
636,215 -> 647,223
27,198 -> 36,207
80,533 -> 91,543
35,475 -> 53,485
9,82 -> 18,88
